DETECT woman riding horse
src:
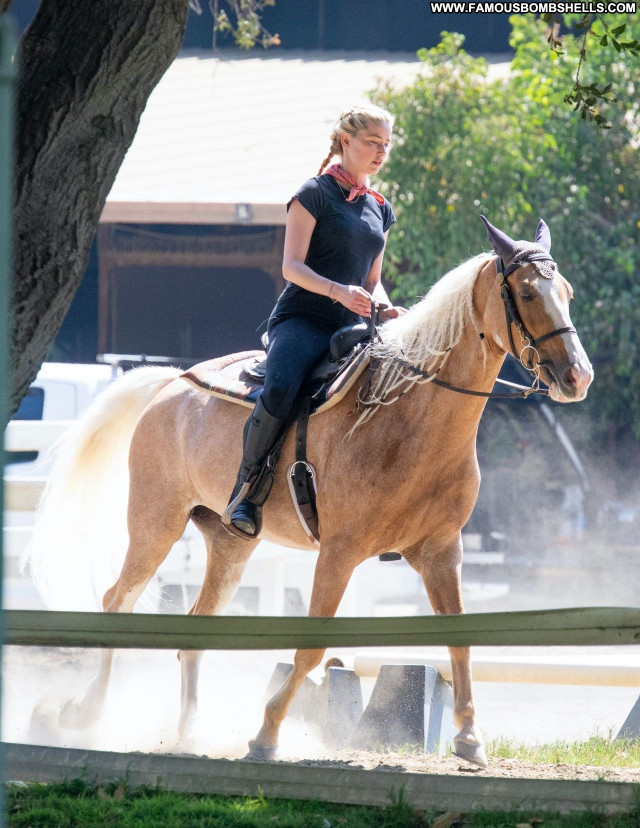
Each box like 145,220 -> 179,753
27,211 -> 593,767
225,103 -> 407,538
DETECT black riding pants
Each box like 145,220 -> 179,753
261,318 -> 334,420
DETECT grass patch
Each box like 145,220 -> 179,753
486,735 -> 640,768
6,780 -> 640,828
370,734 -> 640,767
6,778 -> 432,828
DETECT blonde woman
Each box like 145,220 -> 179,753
226,104 -> 405,538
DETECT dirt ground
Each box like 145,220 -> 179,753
249,750 -> 640,783
5,645 -> 640,786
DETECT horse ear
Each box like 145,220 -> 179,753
479,215 -> 517,261
535,218 -> 551,252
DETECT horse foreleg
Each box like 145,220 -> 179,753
409,536 -> 487,768
178,510 -> 257,741
248,547 -> 356,759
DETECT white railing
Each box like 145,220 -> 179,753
354,652 -> 640,687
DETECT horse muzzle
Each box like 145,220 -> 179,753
542,358 -> 594,403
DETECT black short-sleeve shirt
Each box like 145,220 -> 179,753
269,174 -> 396,331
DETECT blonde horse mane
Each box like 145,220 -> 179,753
353,253 -> 493,429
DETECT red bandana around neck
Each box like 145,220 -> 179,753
322,164 -> 385,205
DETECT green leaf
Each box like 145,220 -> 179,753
599,35 -> 608,46
611,24 -> 626,36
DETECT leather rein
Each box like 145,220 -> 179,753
386,254 -> 576,401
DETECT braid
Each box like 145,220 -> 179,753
317,149 -> 335,176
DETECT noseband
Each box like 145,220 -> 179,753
497,255 -> 576,372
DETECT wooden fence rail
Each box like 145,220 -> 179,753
5,606 -> 640,650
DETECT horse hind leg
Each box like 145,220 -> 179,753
177,506 -> 258,742
59,494 -> 192,730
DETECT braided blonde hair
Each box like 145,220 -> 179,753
317,104 -> 394,176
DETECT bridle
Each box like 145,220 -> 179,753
371,254 -> 576,402
497,254 -> 576,376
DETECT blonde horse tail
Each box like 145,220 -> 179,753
22,366 -> 182,611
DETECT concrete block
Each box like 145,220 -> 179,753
263,662 -> 363,748
349,664 -> 454,755
617,693 -> 640,739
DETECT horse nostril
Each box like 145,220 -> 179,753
563,364 -> 580,388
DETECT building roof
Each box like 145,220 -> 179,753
103,49 -> 509,225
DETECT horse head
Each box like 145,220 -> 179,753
480,215 -> 593,403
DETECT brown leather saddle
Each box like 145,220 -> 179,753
181,321 -> 373,418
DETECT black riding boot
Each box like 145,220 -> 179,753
222,397 -> 285,538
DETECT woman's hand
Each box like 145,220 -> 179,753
378,305 -> 408,321
333,284 -> 373,317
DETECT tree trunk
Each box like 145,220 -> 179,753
8,0 -> 188,416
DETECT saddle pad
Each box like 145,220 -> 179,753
181,350 -> 264,408
180,348 -> 371,416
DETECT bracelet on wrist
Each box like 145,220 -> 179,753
329,282 -> 338,303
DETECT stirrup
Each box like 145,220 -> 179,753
222,520 -> 259,541
221,481 -> 251,525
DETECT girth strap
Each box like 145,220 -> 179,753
288,397 -> 320,545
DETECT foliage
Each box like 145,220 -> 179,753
542,13 -> 640,127
189,0 -> 281,49
372,17 -> 640,450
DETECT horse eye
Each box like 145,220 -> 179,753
519,292 -> 535,303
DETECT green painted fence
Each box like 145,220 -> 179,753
5,606 -> 640,650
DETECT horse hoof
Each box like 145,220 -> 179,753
58,699 -> 97,730
453,739 -> 488,768
246,740 -> 277,760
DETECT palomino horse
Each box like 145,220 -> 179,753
27,217 -> 592,767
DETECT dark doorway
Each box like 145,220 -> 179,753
110,266 -> 277,360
